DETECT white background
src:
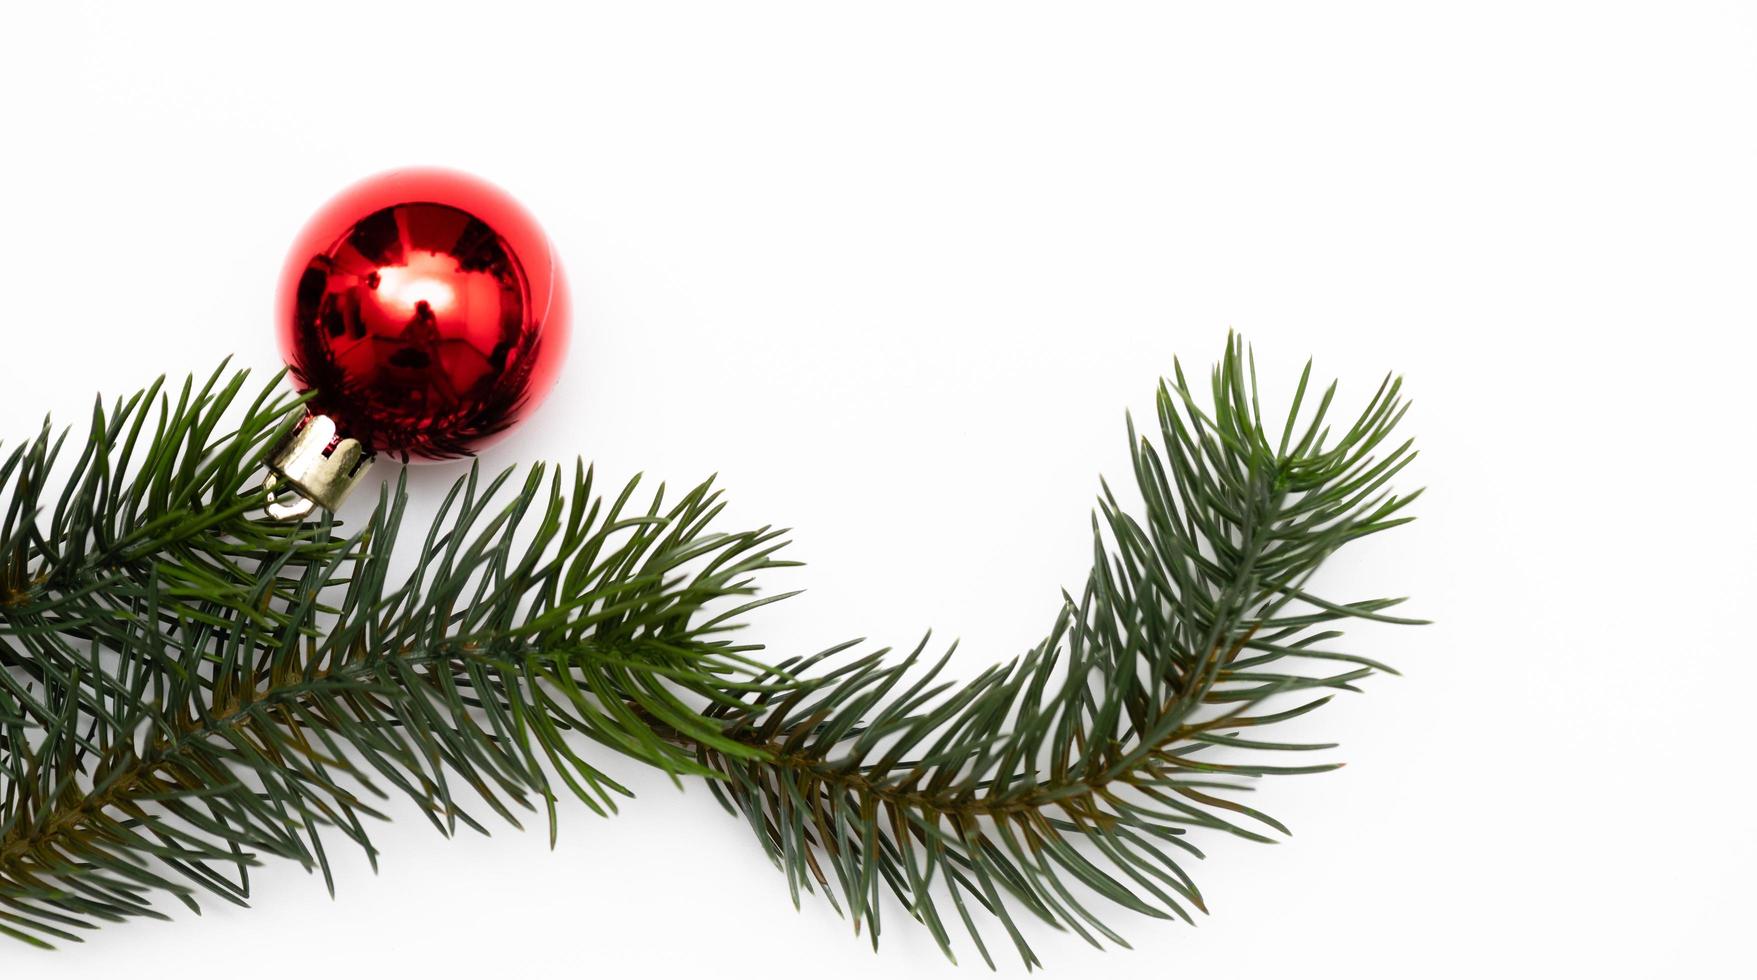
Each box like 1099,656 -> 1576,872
2,2 -> 1754,977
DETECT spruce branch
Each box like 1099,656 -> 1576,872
0,337 -> 1421,966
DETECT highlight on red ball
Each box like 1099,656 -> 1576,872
276,168 -> 570,461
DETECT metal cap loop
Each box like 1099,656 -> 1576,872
262,414 -> 371,521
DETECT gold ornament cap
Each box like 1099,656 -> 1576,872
262,414 -> 371,521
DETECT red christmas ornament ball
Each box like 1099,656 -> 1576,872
277,168 -> 570,460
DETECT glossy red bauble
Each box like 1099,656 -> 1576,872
277,168 -> 569,460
